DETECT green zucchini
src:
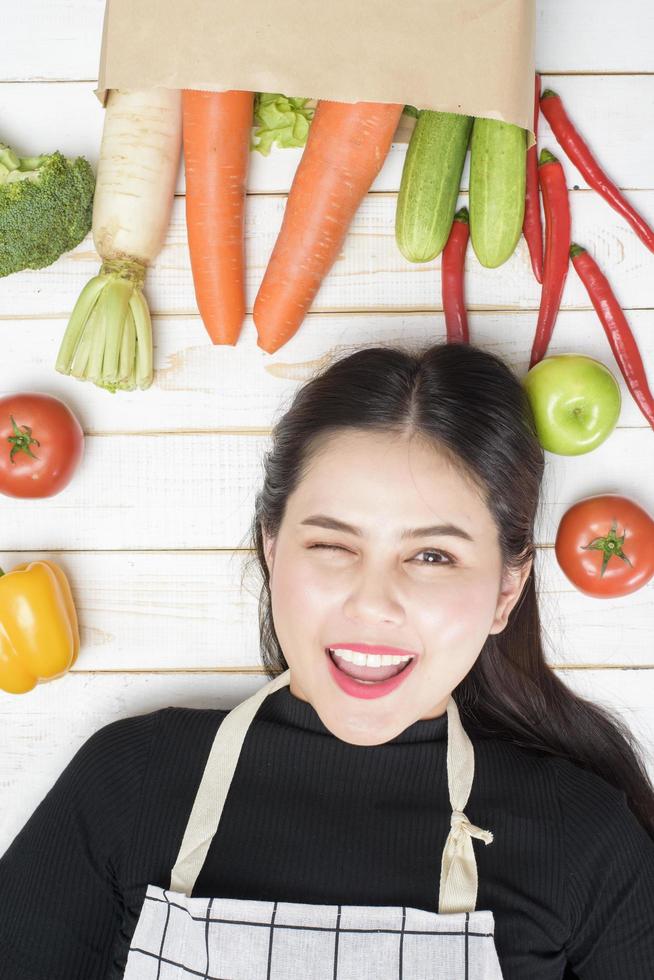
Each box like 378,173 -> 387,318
395,110 -> 473,263
469,118 -> 527,268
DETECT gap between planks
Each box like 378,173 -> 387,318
4,306 -> 654,322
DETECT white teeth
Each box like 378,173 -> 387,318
328,648 -> 413,667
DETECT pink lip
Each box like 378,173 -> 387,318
325,647 -> 418,700
328,642 -> 420,658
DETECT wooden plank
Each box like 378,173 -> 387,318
536,1 -> 654,73
0,548 -> 650,670
0,427 -> 651,551
1,310 -> 653,431
4,1 -> 654,81
1,75 -> 652,193
2,190 -> 654,318
2,667 -> 652,857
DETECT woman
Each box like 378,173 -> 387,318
0,341 -> 652,980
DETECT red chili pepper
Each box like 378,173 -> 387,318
530,149 -> 571,369
523,72 -> 544,283
540,89 -> 654,254
442,207 -> 469,344
570,243 -> 654,430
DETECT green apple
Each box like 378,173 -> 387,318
523,353 -> 621,455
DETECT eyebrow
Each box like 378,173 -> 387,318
299,514 -> 474,542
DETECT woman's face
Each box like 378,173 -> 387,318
262,429 -> 532,746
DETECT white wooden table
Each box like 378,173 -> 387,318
1,0 -> 653,856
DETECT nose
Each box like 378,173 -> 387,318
342,568 -> 405,624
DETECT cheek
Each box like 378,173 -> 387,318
413,577 -> 499,646
269,550 -> 334,629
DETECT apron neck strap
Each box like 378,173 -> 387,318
440,694 -> 494,912
169,669 -> 494,912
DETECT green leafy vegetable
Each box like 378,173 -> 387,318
251,94 -> 315,155
0,142 -> 95,278
402,105 -> 420,119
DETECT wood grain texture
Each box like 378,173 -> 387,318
2,191 -> 654,318
1,311 -> 653,429
0,425 -> 651,550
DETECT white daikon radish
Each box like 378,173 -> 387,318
56,88 -> 182,392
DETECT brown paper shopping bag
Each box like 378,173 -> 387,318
95,0 -> 536,143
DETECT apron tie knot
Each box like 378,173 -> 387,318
450,808 -> 494,845
438,809 -> 495,914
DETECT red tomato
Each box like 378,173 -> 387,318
555,494 -> 654,598
0,393 -> 84,498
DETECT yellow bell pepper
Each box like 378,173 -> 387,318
0,560 -> 80,694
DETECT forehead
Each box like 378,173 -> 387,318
288,429 -> 495,536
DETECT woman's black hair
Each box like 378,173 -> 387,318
240,340 -> 654,839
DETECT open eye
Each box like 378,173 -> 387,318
415,549 -> 455,566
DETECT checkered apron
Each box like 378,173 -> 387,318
122,669 -> 504,979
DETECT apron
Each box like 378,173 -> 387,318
122,668 -> 504,979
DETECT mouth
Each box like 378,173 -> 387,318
325,647 -> 414,683
324,646 -> 418,700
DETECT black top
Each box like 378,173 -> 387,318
1,685 -> 653,980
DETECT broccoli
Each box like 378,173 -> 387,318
0,141 -> 95,278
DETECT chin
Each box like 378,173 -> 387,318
323,706 -> 410,746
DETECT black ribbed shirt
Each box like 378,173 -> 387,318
1,685 -> 653,979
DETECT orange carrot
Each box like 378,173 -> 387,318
182,89 -> 254,345
253,100 -> 404,353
